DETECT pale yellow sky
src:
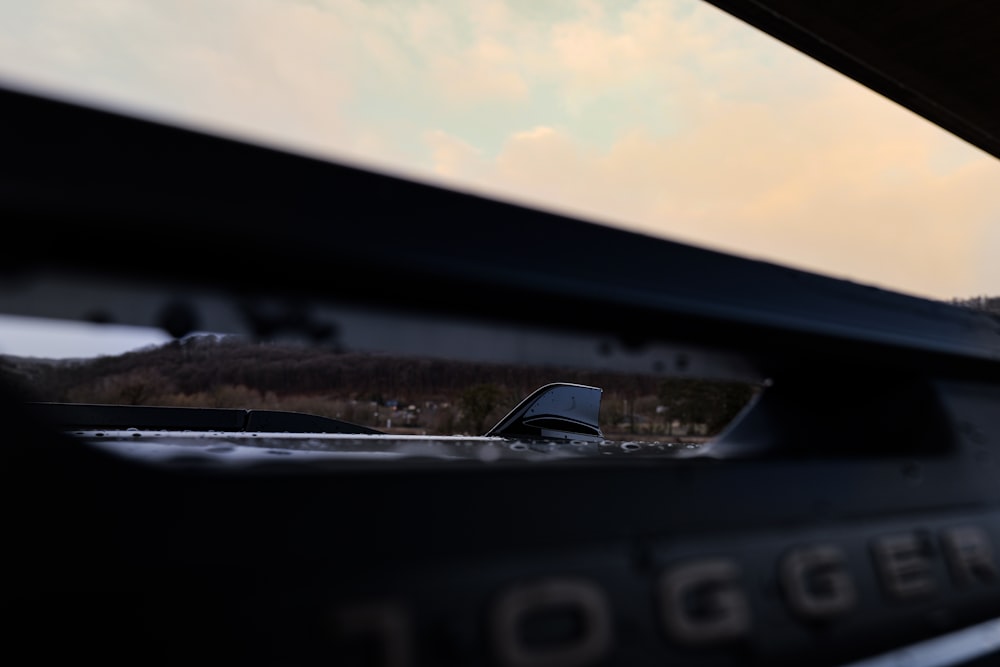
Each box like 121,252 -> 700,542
1,0 -> 997,302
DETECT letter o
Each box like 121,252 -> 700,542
490,577 -> 613,667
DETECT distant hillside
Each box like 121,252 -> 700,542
0,335 -> 756,439
2,335 -> 664,402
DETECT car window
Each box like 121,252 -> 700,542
0,0 -> 996,454
0,0 -> 996,303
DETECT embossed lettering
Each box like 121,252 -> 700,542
942,525 -> 998,586
873,532 -> 936,599
332,601 -> 412,667
780,545 -> 857,619
491,577 -> 613,667
659,558 -> 751,645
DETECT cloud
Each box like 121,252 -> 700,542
416,2 -> 1000,301
428,42 -> 531,106
424,75 -> 1000,300
0,1 -> 367,157
425,129 -> 486,179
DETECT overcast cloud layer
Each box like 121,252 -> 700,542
1,0 -> 998,302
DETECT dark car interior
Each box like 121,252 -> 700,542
2,2 -> 999,665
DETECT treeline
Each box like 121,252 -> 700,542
950,295 -> 1000,317
1,335 -> 758,439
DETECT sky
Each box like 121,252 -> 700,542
1,0 -> 998,358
